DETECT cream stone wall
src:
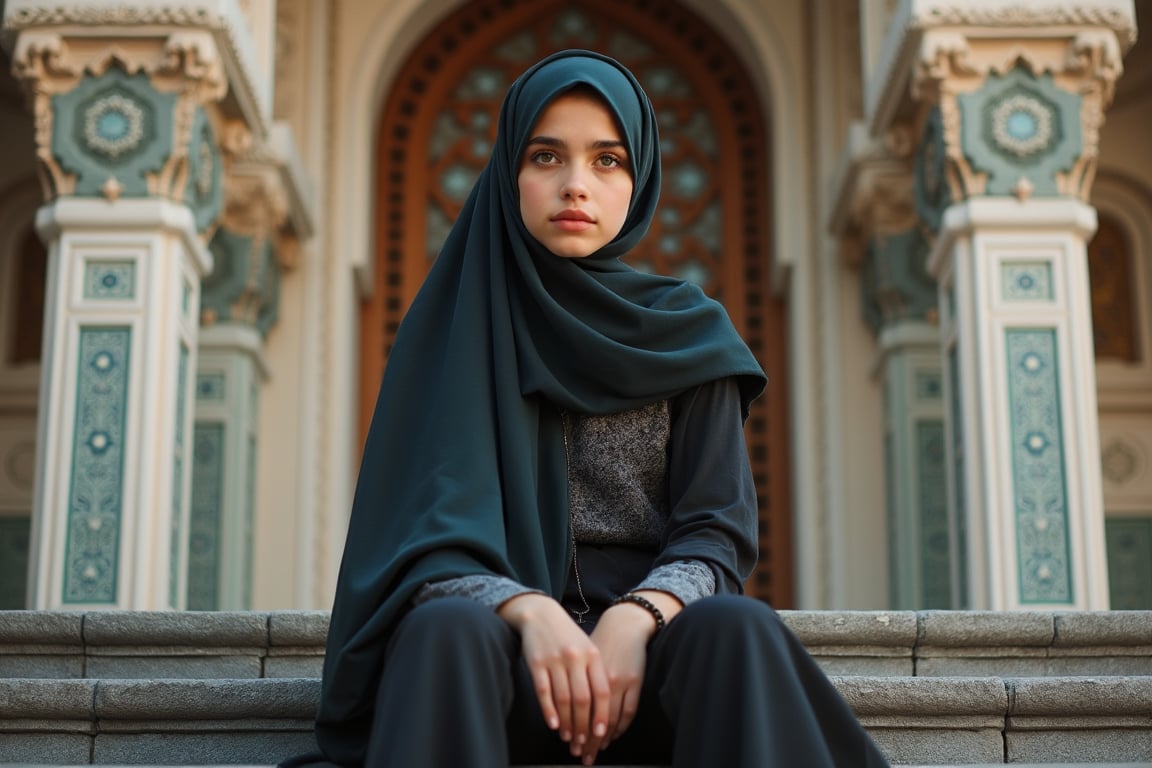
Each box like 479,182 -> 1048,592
810,0 -> 890,608
252,0 -> 330,609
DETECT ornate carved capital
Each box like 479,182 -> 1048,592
911,32 -> 978,104
5,0 -> 270,218
8,28 -> 238,224
201,225 -> 280,337
873,3 -> 1136,207
830,131 -> 939,333
4,2 -> 268,129
204,141 -> 298,335
836,155 -> 938,334
841,156 -> 918,265
220,157 -> 288,246
215,124 -> 313,270
11,30 -> 78,86
158,31 -> 229,103
10,32 -> 77,199
10,28 -> 228,100
912,29 -> 1128,203
861,227 -> 939,336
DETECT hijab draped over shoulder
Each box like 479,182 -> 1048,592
315,49 -> 766,762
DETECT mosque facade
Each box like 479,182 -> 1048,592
0,0 -> 1148,614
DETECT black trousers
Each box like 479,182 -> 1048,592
365,547 -> 890,768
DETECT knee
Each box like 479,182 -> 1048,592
392,596 -> 509,654
673,595 -> 785,644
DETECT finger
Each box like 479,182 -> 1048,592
586,682 -> 622,764
550,664 -> 574,743
587,660 -> 612,746
565,655 -> 593,754
530,665 -> 560,733
582,728 -> 608,765
577,659 -> 611,763
613,684 -> 642,739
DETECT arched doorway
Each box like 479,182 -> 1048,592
363,0 -> 792,606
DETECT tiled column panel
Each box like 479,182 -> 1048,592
882,330 -> 951,609
189,328 -> 262,610
932,199 -> 1109,609
1105,516 -> 1152,608
30,199 -> 208,609
0,518 -> 31,609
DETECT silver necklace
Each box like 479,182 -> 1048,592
562,410 -> 591,624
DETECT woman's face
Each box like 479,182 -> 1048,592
517,91 -> 634,259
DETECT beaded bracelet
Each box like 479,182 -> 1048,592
612,592 -> 666,632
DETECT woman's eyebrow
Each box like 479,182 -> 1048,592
524,136 -> 627,151
525,135 -> 564,148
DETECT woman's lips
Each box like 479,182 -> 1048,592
552,210 -> 594,231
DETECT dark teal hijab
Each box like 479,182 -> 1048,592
314,50 -> 766,762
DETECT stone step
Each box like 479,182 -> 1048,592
2,610 -> 1151,680
0,676 -> 1150,765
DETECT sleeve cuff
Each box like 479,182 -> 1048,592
413,574 -> 540,610
634,560 -> 716,606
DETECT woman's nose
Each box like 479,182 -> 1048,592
560,169 -> 589,198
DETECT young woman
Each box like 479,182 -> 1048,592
288,49 -> 890,768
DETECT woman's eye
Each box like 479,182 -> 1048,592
596,154 -> 623,168
532,151 -> 558,164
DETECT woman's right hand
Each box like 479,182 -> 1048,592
497,593 -> 610,759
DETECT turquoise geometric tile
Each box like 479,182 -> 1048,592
917,420 -> 952,608
1002,262 -> 1054,302
885,431 -> 898,608
196,372 -> 227,402
169,343 -> 190,609
187,423 -> 225,611
1106,517 -> 1152,609
63,327 -> 131,604
959,67 -> 1082,197
0,517 -> 31,609
948,344 -> 969,608
1006,329 -> 1073,604
84,260 -> 136,300
244,435 -> 256,610
916,371 -> 943,401
52,68 -> 175,198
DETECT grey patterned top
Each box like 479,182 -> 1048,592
414,394 -> 717,609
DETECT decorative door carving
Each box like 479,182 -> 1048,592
367,0 -> 793,605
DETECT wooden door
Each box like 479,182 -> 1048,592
364,0 -> 793,606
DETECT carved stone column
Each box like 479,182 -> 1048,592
190,145 -> 297,610
833,133 -> 950,609
869,1 -> 1137,609
5,3 -> 267,609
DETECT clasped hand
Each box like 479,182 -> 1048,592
497,592 -> 677,765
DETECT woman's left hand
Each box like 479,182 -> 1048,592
582,590 -> 682,765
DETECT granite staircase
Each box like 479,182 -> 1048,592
0,609 -> 1150,766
